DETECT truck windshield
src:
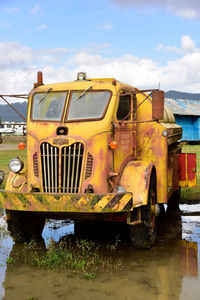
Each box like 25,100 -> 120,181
66,91 -> 111,121
32,92 -> 66,121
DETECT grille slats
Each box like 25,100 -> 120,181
47,143 -> 51,193
55,147 -> 58,193
67,146 -> 71,192
71,145 -> 76,193
85,152 -> 94,179
51,146 -> 54,193
42,143 -> 48,192
41,143 -> 59,193
41,142 -> 84,193
33,152 -> 39,178
74,143 -> 82,192
63,147 -> 67,192
61,143 -> 84,193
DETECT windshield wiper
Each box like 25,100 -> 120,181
74,85 -> 92,102
39,88 -> 52,103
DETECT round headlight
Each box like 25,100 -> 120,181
0,170 -> 4,185
162,130 -> 168,137
9,158 -> 24,173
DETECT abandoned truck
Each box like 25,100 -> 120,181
0,72 -> 196,248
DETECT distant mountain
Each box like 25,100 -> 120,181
165,90 -> 200,100
0,101 -> 27,122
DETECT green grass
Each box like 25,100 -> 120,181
0,149 -> 27,188
1,135 -> 26,144
7,237 -> 124,279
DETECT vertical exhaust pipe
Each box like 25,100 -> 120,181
34,71 -> 44,88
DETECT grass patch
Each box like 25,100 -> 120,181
7,236 -> 127,279
7,257 -> 16,264
1,136 -> 26,144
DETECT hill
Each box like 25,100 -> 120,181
165,90 -> 200,100
0,101 -> 27,122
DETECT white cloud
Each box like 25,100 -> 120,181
2,7 -> 20,13
157,35 -> 198,54
35,24 -> 47,31
2,38 -> 200,102
29,3 -> 40,14
111,0 -> 200,20
99,23 -> 112,30
0,42 -> 33,67
3,22 -> 12,27
157,44 -> 181,53
181,35 -> 197,53
37,47 -> 75,55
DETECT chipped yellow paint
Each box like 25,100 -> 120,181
94,194 -> 114,210
113,193 -> 134,211
179,179 -> 196,187
0,190 -> 133,213
77,196 -> 88,206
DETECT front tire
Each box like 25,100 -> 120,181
6,210 -> 45,243
129,171 -> 157,248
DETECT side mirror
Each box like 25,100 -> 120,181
152,90 -> 164,120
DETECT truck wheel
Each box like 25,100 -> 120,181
6,210 -> 45,243
0,137 -> 2,144
129,172 -> 157,248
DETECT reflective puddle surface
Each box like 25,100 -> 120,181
0,204 -> 200,300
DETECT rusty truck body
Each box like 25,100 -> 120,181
0,72 -> 196,247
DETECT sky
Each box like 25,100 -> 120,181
1,0 -> 200,102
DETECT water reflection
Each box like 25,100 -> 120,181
0,205 -> 200,300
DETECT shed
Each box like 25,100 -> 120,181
164,98 -> 200,141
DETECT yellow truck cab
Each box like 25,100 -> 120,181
0,72 -> 196,248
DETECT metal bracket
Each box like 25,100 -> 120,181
127,208 -> 142,225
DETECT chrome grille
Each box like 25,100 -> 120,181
41,143 -> 59,193
61,143 -> 84,193
40,142 -> 84,193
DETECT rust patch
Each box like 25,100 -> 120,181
144,164 -> 153,188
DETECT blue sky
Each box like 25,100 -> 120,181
1,0 -> 200,101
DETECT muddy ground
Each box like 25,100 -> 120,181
0,204 -> 200,300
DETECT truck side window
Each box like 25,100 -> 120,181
117,94 -> 131,121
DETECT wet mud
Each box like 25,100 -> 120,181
0,204 -> 200,300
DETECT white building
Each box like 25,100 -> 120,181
0,122 -> 26,136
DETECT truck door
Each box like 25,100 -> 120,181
113,90 -> 136,173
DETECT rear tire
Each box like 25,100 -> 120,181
129,171 -> 157,248
6,210 -> 45,243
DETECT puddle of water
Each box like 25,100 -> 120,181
0,206 -> 200,300
42,220 -> 74,246
180,203 -> 200,213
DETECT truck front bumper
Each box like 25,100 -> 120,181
0,190 -> 133,213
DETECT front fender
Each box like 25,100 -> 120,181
5,171 -> 28,193
119,161 -> 155,207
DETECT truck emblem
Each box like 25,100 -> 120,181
53,138 -> 69,145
